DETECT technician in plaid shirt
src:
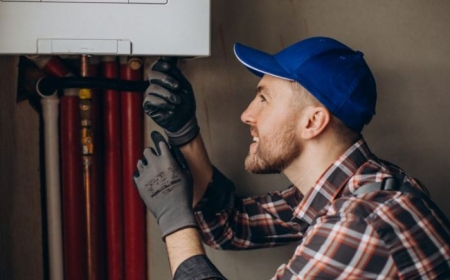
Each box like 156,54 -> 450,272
134,37 -> 450,279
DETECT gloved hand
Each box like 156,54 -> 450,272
133,131 -> 197,240
143,57 -> 199,146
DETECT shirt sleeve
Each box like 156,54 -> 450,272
194,167 -> 305,250
193,166 -> 236,213
174,254 -> 227,280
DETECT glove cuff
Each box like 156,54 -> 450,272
159,210 -> 198,241
165,117 -> 200,146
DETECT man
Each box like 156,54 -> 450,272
134,37 -> 450,279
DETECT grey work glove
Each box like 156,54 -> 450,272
133,131 -> 197,240
143,57 -> 199,146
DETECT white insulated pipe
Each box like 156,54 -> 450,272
29,55 -> 68,280
40,94 -> 64,280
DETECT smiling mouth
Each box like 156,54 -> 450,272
249,136 -> 259,154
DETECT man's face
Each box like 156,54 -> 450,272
241,75 -> 304,174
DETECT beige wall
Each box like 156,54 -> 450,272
1,1 -> 450,279
0,56 -> 43,279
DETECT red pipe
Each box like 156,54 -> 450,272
61,95 -> 88,280
120,57 -> 147,280
27,55 -> 71,78
102,56 -> 124,280
42,56 -> 71,77
86,57 -> 106,280
29,56 -> 88,280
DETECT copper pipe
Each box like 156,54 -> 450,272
79,54 -> 99,280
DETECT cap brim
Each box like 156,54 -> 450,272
234,43 -> 293,80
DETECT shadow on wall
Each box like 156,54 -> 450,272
365,65 -> 450,218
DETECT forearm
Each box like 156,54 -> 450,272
180,133 -> 213,206
166,228 -> 206,275
166,228 -> 226,280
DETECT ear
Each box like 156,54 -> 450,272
300,106 -> 331,139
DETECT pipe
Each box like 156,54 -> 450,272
40,93 -> 64,280
79,54 -> 105,280
36,76 -> 148,96
26,55 -> 71,78
120,56 -> 147,280
61,95 -> 88,280
85,55 -> 107,280
88,56 -> 107,280
79,56 -> 95,280
102,56 -> 125,280
27,55 -> 75,280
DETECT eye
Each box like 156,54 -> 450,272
258,94 -> 267,102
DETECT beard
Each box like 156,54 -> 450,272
245,122 -> 301,174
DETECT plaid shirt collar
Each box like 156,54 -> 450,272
292,139 -> 372,224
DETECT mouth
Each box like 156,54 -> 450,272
249,134 -> 259,154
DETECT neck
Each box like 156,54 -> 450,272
283,138 -> 352,195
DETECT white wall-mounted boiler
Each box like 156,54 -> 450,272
0,0 -> 210,56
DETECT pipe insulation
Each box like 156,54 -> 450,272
27,55 -> 70,78
89,57 -> 107,280
27,55 -> 76,280
37,76 -> 148,96
40,95 -> 64,280
120,56 -> 147,280
102,56 -> 124,280
61,95 -> 88,280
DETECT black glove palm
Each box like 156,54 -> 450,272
144,58 -> 199,146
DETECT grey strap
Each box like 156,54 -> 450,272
353,177 -> 427,200
352,176 -> 450,228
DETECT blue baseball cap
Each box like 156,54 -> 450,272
233,36 -> 377,132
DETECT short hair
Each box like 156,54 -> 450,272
329,115 -> 362,145
290,81 -> 361,145
289,81 -> 318,107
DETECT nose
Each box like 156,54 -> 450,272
241,101 -> 256,125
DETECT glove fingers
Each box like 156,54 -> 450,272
148,71 -> 180,91
165,67 -> 188,86
150,58 -> 176,73
150,131 -> 170,156
135,147 -> 158,176
149,58 -> 189,90
150,131 -> 181,168
132,169 -> 141,181
144,147 -> 157,157
143,94 -> 176,114
145,84 -> 181,105
147,69 -> 167,81
136,158 -> 146,175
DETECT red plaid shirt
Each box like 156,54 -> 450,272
194,139 -> 450,279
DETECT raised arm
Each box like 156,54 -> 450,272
143,57 -> 213,205
179,133 -> 213,206
133,131 -> 225,279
